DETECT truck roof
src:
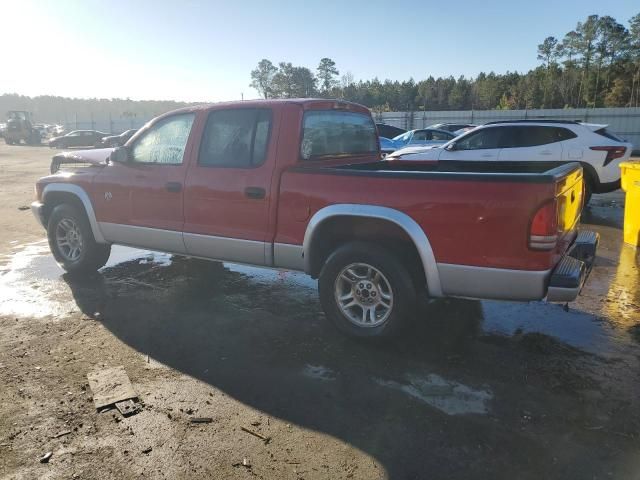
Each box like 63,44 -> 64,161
162,98 -> 370,118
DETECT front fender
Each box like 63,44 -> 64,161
42,183 -> 106,243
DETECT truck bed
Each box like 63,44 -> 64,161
277,158 -> 584,276
328,159 -> 581,182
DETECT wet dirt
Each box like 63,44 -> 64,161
1,145 -> 640,479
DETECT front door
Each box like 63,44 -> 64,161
93,112 -> 196,253
439,126 -> 503,161
183,107 -> 276,265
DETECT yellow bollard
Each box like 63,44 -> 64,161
620,161 -> 640,247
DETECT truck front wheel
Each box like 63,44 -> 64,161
47,204 -> 111,274
318,242 -> 417,338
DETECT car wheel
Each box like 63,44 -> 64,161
318,241 -> 417,338
47,204 -> 111,274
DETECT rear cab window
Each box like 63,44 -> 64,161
300,111 -> 378,161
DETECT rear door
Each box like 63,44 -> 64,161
498,126 -> 564,161
439,126 -> 503,161
182,107 -> 276,265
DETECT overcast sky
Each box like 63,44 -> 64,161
1,0 -> 637,102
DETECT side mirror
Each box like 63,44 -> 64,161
109,146 -> 129,164
444,142 -> 457,152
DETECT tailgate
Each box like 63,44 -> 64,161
555,166 -> 584,244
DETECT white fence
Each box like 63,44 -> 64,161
374,107 -> 640,152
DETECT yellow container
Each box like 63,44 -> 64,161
620,161 -> 640,247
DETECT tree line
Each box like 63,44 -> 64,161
0,94 -> 195,125
250,12 -> 640,111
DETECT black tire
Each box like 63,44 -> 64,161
318,241 -> 417,338
47,204 -> 111,274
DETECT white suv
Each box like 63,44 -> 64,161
390,120 -> 633,202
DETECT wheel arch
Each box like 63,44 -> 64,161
578,162 -> 599,187
303,204 -> 443,297
42,184 -> 106,243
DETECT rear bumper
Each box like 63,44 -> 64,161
31,201 -> 46,228
437,230 -> 599,302
546,230 -> 599,302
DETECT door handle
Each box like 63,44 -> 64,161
481,154 -> 493,158
244,186 -> 266,199
540,150 -> 552,155
165,182 -> 182,193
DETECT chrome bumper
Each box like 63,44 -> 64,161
546,230 -> 599,302
31,201 -> 46,228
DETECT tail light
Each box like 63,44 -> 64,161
529,200 -> 558,250
589,146 -> 627,166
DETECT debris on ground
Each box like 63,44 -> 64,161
190,417 -> 213,423
115,399 -> 141,417
87,366 -> 138,410
39,452 -> 53,463
233,457 -> 252,469
52,430 -> 72,439
241,426 -> 271,444
141,447 -> 152,454
17,206 -> 30,211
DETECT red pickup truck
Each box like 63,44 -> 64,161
32,99 -> 598,338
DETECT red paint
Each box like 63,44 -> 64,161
35,99 -> 582,273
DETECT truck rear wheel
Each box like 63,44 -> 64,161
318,241 -> 417,338
47,204 -> 111,274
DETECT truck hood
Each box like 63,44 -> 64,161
52,148 -> 114,166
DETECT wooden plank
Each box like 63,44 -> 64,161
87,366 -> 137,410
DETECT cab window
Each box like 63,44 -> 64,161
198,109 -> 272,168
301,111 -> 377,160
131,113 -> 195,165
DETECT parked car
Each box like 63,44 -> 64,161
376,123 -> 406,139
379,136 -> 397,155
99,129 -> 138,147
48,130 -> 109,149
390,120 -> 633,202
32,100 -> 597,338
428,123 -> 477,133
453,125 -> 478,136
33,124 -> 49,140
390,128 -> 456,150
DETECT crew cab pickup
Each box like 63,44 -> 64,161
32,99 -> 598,338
